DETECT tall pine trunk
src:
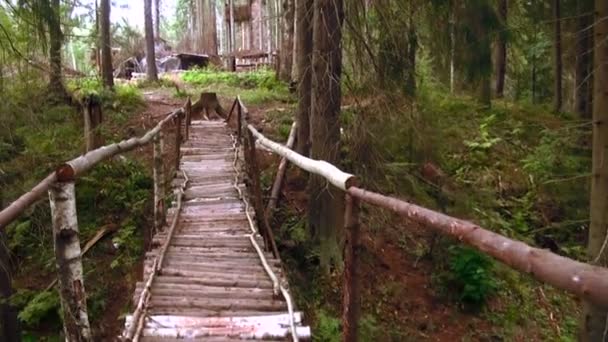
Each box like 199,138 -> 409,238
0,230 -> 19,342
295,0 -> 313,155
144,0 -> 158,81
495,0 -> 507,98
581,0 -> 608,340
278,0 -> 294,81
575,0 -> 593,118
553,0 -> 563,112
100,0 -> 114,88
48,0 -> 66,97
309,0 -> 344,270
154,0 -> 161,39
194,0 -> 217,56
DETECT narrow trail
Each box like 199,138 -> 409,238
123,119 -> 310,341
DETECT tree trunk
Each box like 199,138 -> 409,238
155,0 -> 161,39
553,0 -> 563,112
291,0 -> 298,81
575,0 -> 593,118
581,1 -> 608,340
194,0 -> 218,54
251,0 -> 263,50
309,0 -> 345,270
495,0 -> 507,98
145,0 -> 159,81
83,97 -> 103,152
0,229 -> 20,342
278,0 -> 294,81
100,0 -> 114,88
48,0 -> 66,97
449,7 -> 455,94
49,180 -> 92,341
405,17 -> 417,97
295,0 -> 313,155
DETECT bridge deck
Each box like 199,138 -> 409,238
124,120 -> 309,341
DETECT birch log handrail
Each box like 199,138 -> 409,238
248,125 -> 357,190
0,107 -> 185,230
232,97 -> 608,314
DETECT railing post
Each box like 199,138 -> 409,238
185,98 -> 192,141
83,95 -> 103,152
49,166 -> 92,342
243,126 -> 280,259
237,101 -> 242,143
153,132 -> 165,232
175,111 -> 183,171
342,194 -> 361,342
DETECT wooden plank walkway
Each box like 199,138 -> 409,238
124,120 -> 310,341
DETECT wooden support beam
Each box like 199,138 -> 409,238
153,132 -> 165,233
48,167 -> 92,341
266,122 -> 296,220
185,98 -> 192,141
243,124 -> 279,259
83,96 -> 103,152
225,98 -> 238,123
342,194 -> 361,342
237,101 -> 243,143
175,113 -> 183,171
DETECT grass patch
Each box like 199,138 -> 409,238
181,68 -> 292,105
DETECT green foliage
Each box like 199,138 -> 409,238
313,309 -> 341,342
463,114 -> 502,151
181,68 -> 292,105
183,68 -> 285,91
13,290 -> 61,328
78,159 -> 151,268
448,246 -> 497,306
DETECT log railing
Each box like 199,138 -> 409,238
227,96 -> 608,342
0,99 -> 193,341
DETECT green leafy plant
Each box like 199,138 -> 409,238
448,245 -> 497,306
314,309 -> 341,342
464,114 -> 502,150
14,290 -> 61,328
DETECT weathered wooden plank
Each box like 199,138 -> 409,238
126,313 -> 303,328
150,275 -> 274,289
146,297 -> 286,312
137,325 -> 310,340
146,308 -> 284,318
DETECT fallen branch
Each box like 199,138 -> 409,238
266,122 -> 297,219
45,224 -> 117,291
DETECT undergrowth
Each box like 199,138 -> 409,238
181,68 -> 292,105
1,77 -> 151,339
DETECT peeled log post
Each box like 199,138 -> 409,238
266,122 -> 296,219
48,167 -> 92,341
342,194 -> 361,342
237,101 -> 243,143
346,186 -> 608,308
185,98 -> 192,141
83,96 -> 103,152
175,113 -> 183,171
244,128 -> 280,259
153,132 -> 165,233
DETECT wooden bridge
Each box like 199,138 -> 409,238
122,118 -> 309,340
1,95 -> 608,341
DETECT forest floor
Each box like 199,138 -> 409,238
156,70 -> 582,341
3,70 -> 583,341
